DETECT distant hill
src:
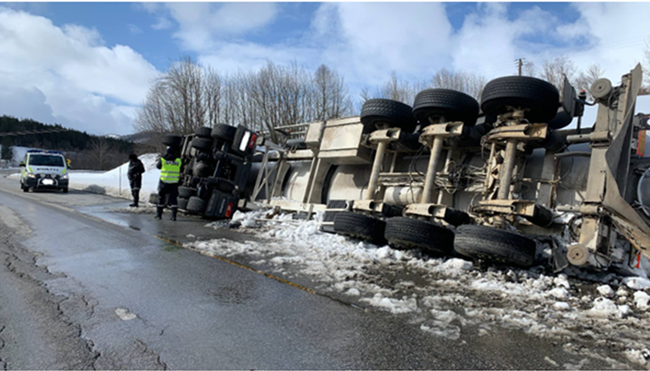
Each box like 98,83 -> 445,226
0,115 -> 133,153
0,115 -> 136,170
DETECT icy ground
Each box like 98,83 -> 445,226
185,209 -> 650,369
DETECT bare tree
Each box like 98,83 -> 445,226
431,68 -> 486,100
313,64 -> 352,121
522,60 -> 536,77
541,56 -> 577,91
641,37 -> 650,95
575,64 -> 605,97
91,137 -> 111,170
378,73 -> 421,105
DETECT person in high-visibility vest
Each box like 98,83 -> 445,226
155,147 -> 182,221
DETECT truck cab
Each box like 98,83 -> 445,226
20,150 -> 69,193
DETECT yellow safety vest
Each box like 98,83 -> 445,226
160,158 -> 182,184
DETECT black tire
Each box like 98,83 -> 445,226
187,196 -> 208,214
195,126 -> 212,138
333,212 -> 386,245
193,162 -> 212,178
413,89 -> 480,126
454,225 -> 536,268
177,197 -> 189,210
360,99 -> 417,133
22,184 -> 28,192
178,186 -> 196,198
207,177 -> 237,195
481,76 -> 559,123
62,187 -> 69,193
546,107 -> 572,130
384,217 -> 454,255
211,124 -> 237,142
162,134 -> 183,147
191,137 -> 213,152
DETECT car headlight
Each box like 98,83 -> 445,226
61,174 -> 69,179
27,173 -> 36,178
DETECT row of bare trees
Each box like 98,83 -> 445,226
137,50 -> 650,143
135,58 -> 353,143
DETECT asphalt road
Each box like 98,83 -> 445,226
0,171 -> 615,369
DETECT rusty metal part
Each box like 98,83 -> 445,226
485,124 -> 548,143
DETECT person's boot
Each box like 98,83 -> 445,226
129,190 -> 137,207
170,207 -> 177,221
155,206 -> 163,219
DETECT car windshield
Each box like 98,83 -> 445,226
29,154 -> 65,167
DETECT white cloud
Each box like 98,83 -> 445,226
0,7 -> 159,134
151,16 -> 172,31
128,24 -> 142,35
148,3 -> 279,50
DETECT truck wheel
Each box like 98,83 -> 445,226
211,124 -> 237,142
360,99 -> 417,133
454,225 -> 536,268
187,196 -> 207,214
207,177 -> 236,195
481,76 -> 559,123
195,126 -> 212,138
162,134 -> 183,147
413,89 -> 480,126
177,197 -> 189,210
333,212 -> 386,245
193,162 -> 212,178
191,137 -> 213,152
384,217 -> 454,255
178,186 -> 197,198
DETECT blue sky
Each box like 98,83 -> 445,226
0,2 -> 648,135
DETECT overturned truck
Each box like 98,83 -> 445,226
245,65 -> 650,274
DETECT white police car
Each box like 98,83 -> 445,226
20,150 -> 69,193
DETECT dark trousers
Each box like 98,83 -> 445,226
157,181 -> 179,208
130,177 -> 142,205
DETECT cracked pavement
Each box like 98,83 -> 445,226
0,171 -> 621,369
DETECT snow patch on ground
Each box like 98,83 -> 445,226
185,210 -> 650,367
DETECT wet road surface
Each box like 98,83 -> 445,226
0,172 -> 613,369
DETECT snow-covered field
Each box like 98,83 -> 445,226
185,210 -> 650,368
8,153 -> 160,201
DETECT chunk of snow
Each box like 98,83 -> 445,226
623,277 -> 650,290
634,291 -> 650,310
433,258 -> 473,277
553,274 -> 571,289
596,285 -> 615,298
547,287 -> 570,300
345,288 -> 360,296
583,298 -> 631,319
553,302 -> 571,311
360,293 -> 418,314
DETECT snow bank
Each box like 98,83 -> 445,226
69,154 -> 160,201
184,210 -> 650,367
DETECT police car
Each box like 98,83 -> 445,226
19,150 -> 69,193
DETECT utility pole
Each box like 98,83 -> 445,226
517,58 -> 523,76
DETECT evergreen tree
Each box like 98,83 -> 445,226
1,136 -> 13,161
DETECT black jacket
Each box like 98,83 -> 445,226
127,159 -> 145,180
